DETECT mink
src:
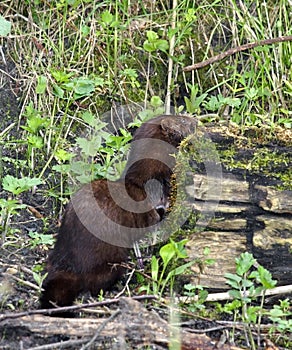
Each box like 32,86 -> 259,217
40,114 -> 196,310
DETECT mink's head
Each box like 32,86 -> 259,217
133,115 -> 197,146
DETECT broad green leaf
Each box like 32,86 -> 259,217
36,75 -> 47,94
53,84 -> 64,98
76,136 -> 101,157
160,243 -> 175,268
0,16 -> 11,36
143,41 -> 156,52
156,39 -> 169,52
146,30 -> 158,41
228,290 -> 242,299
2,175 -> 42,195
235,252 -> 256,276
101,10 -> 113,24
52,164 -> 71,173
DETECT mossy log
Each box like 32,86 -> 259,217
184,124 -> 292,289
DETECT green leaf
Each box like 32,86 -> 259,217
151,255 -> 159,282
76,136 -> 101,157
150,96 -> 163,108
28,135 -> 43,149
171,260 -> 196,276
27,115 -> 48,133
23,101 -> 41,119
51,70 -> 74,83
256,265 -> 277,289
94,77 -> 105,87
101,10 -> 113,24
2,175 -> 42,195
143,41 -> 156,53
185,8 -> 197,22
228,290 -> 242,299
28,231 -> 55,248
54,149 -> 73,163
81,111 -> 96,127
81,25 -> 90,37
146,30 -> 158,41
74,78 -> 95,95
225,272 -> 242,284
36,75 -> 47,94
223,299 -> 242,313
81,112 -> 108,131
143,31 -> 169,53
160,243 -> 175,268
62,77 -> 96,99
156,39 -> 169,52
246,306 -> 260,323
52,164 -> 71,173
0,16 -> 11,36
241,278 -> 254,288
0,198 -> 26,212
245,87 -> 258,100
269,307 -> 286,319
235,252 -> 256,276
53,84 -> 64,98
172,238 -> 188,259
204,95 -> 219,111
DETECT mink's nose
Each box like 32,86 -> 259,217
155,204 -> 166,220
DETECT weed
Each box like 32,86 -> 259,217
268,298 -> 292,347
184,84 -> 208,115
33,272 -> 48,294
28,230 -> 55,249
0,199 -> 26,244
0,175 -> 42,243
224,252 -> 277,349
2,175 -> 42,196
139,238 -> 196,297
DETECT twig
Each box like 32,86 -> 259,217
115,266 -> 136,298
26,338 -> 88,350
81,309 -> 121,349
2,272 -> 40,291
0,295 -> 157,321
183,35 -> 292,71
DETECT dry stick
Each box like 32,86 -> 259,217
81,309 -> 121,350
26,338 -> 89,350
2,273 -> 40,291
0,295 -> 157,322
183,35 -> 292,72
1,285 -> 291,321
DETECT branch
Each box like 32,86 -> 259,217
0,294 -> 157,321
183,35 -> 292,72
176,284 -> 292,303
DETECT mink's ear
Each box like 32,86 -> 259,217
161,116 -> 183,136
161,116 -> 197,135
160,117 -> 175,132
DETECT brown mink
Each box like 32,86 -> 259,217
40,114 -> 196,310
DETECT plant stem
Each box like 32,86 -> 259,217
165,0 -> 177,114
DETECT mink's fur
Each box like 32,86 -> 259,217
40,115 -> 196,310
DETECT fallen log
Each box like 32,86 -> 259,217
0,297 -> 244,350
